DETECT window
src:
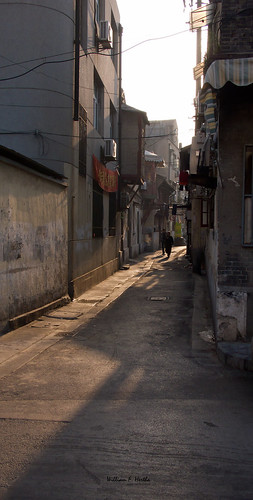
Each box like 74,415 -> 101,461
209,195 -> 215,229
109,192 -> 116,236
80,0 -> 87,50
94,0 -> 105,24
79,104 -> 87,176
93,181 -> 103,238
111,12 -> 118,70
243,146 -> 253,245
109,101 -> 117,139
94,0 -> 100,23
201,199 -> 208,227
93,70 -> 104,135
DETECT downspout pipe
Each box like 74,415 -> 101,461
118,23 -> 124,253
69,0 -> 80,298
118,23 -> 123,208
74,0 -> 80,121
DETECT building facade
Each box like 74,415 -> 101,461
0,0 -> 121,311
0,0 -> 156,330
188,0 -> 253,342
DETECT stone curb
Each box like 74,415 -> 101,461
217,341 -> 253,372
9,295 -> 71,331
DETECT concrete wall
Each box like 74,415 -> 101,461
0,157 -> 68,333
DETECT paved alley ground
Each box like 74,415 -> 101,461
0,248 -> 253,500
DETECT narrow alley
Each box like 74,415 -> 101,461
0,248 -> 253,500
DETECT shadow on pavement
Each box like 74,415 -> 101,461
2,252 -> 253,500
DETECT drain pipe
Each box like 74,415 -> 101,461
118,23 -> 123,254
74,0 -> 80,121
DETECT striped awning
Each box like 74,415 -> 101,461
200,57 -> 253,135
204,57 -> 253,89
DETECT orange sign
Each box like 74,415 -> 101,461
93,155 -> 118,192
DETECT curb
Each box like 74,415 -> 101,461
9,295 -> 71,331
217,341 -> 253,372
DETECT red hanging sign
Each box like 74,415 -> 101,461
93,155 -> 118,192
179,170 -> 189,186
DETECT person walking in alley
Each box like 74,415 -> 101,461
165,231 -> 174,258
161,228 -> 166,255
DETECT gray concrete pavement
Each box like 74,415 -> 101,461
1,247 -> 253,499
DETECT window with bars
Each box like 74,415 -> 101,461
243,145 -> 253,245
201,199 -> 208,227
93,70 -> 104,136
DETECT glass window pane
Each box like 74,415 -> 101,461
244,197 -> 252,244
245,149 -> 252,195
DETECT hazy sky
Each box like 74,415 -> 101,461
116,0 -> 204,147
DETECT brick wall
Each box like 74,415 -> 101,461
218,253 -> 249,286
220,0 -> 253,56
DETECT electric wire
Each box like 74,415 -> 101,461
0,24 -> 200,83
0,3 -> 74,23
0,6 -> 240,73
0,5 -> 225,84
0,3 -> 237,147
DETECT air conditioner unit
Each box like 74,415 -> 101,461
104,139 -> 117,160
99,21 -> 113,48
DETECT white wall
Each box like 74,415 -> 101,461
0,1 -> 75,174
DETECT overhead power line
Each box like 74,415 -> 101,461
0,26 -> 194,82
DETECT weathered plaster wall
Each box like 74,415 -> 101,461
217,83 -> 253,340
0,158 -> 68,333
217,290 -> 247,341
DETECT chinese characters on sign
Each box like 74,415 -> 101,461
93,155 -> 118,192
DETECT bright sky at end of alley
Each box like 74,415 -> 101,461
117,0 -> 206,148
